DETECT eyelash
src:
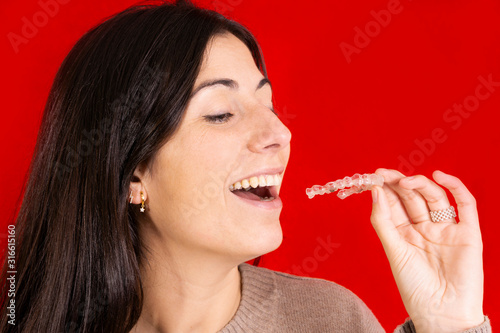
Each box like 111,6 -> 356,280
204,113 -> 234,123
204,107 -> 278,124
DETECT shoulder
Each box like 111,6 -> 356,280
272,267 -> 360,300
239,263 -> 384,332
258,265 -> 374,318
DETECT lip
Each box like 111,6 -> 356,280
231,191 -> 283,210
230,167 -> 285,185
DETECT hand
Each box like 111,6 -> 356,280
370,169 -> 484,333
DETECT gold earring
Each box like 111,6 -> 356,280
140,191 -> 145,213
129,191 -> 133,204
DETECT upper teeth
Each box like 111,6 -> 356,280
230,174 -> 282,191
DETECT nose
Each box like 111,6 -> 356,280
247,106 -> 292,153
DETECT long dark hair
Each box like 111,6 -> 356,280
0,1 -> 267,331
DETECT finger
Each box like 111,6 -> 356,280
376,169 -> 428,224
432,170 -> 479,228
399,174 -> 456,224
375,168 -> 412,227
370,185 -> 403,253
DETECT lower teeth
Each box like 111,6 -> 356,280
260,196 -> 275,201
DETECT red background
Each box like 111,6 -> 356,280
1,0 -> 499,330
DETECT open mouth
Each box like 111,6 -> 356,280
231,185 -> 278,201
229,174 -> 282,202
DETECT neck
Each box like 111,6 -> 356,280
132,248 -> 242,333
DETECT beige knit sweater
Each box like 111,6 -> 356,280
218,263 -> 491,332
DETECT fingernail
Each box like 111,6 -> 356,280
372,187 -> 378,203
405,176 -> 415,182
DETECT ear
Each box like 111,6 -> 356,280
129,163 -> 149,205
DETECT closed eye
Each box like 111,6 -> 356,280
204,113 -> 234,124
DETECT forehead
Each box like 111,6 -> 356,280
196,33 -> 260,81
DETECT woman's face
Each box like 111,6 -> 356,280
139,33 -> 291,262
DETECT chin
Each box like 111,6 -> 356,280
242,220 -> 283,260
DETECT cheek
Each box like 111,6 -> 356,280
158,134 -> 237,216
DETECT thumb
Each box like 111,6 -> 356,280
370,186 -> 403,254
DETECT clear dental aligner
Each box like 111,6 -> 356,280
306,173 -> 384,200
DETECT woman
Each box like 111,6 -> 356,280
0,0 -> 490,332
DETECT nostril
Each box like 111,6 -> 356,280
264,143 -> 281,149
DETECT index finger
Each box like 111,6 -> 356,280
432,170 -> 479,228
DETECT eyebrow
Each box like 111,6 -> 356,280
190,77 -> 272,98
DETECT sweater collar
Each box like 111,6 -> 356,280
218,263 -> 278,332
